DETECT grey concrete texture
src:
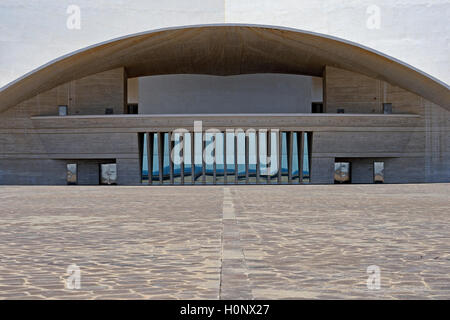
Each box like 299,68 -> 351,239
0,184 -> 448,299
1,25 -> 449,112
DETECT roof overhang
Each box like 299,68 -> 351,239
0,24 -> 449,112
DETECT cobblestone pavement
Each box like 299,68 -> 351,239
0,184 -> 449,299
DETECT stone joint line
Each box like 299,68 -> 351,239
219,187 -> 253,300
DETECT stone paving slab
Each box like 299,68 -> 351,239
0,184 -> 449,299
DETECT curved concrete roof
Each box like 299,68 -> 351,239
0,24 -> 449,112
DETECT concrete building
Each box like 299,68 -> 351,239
0,25 -> 449,185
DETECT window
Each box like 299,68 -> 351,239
374,161 -> 384,183
100,164 -> 117,185
337,108 -> 345,114
312,103 -> 323,113
334,162 -> 351,184
58,105 -> 68,116
383,103 -> 392,114
66,163 -> 77,185
127,104 -> 138,114
105,108 -> 114,114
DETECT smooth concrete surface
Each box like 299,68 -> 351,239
138,74 -> 313,114
1,25 -> 449,112
0,185 -> 449,299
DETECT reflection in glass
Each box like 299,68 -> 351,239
141,133 -> 148,183
172,133 -> 183,184
100,164 -> 117,185
374,161 -> 384,183
292,132 -> 300,183
226,131 -> 236,184
152,133 -> 160,183
248,131 -> 257,184
204,132 -> 215,184
215,132 -> 225,184
258,131 -> 267,184
162,133 -> 171,184
280,132 -> 289,184
236,131 -> 246,183
67,163 -> 77,185
184,133 -> 192,184
302,132 -> 311,183
194,132 -> 203,183
334,162 -> 351,183
269,131 -> 279,183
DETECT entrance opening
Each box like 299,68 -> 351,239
140,131 -> 312,185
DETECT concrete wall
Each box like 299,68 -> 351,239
0,67 -> 141,185
139,74 -> 313,114
0,65 -> 448,185
311,66 -> 450,184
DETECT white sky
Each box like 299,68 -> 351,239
0,0 -> 449,88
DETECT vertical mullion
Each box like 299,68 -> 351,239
202,132 -> 206,184
234,133 -> 238,184
288,131 -> 293,184
158,132 -> 163,184
147,132 -> 153,185
180,133 -> 184,185
267,130 -> 271,184
169,132 -> 173,184
277,130 -> 282,184
299,131 -> 304,184
256,130 -> 260,184
245,132 -> 249,184
308,132 -> 313,176
223,132 -> 227,184
191,132 -> 195,184
213,134 -> 217,185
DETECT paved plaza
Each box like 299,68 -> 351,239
0,184 -> 449,299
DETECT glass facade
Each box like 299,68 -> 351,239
140,131 -> 312,185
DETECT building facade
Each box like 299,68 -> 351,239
0,25 -> 449,185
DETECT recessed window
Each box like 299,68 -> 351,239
127,104 -> 138,114
383,103 -> 392,114
58,105 -> 68,116
334,162 -> 351,183
337,108 -> 345,114
312,103 -> 323,113
374,161 -> 384,183
100,163 -> 117,185
66,163 -> 77,184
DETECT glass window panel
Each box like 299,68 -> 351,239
100,164 -> 117,185
291,132 -> 299,183
334,162 -> 351,184
162,133 -> 171,184
152,133 -> 160,183
270,131 -> 279,183
302,132 -> 310,183
183,133 -> 192,184
172,133 -> 183,184
258,131 -> 268,184
194,132 -> 203,183
66,163 -> 77,185
236,131 -> 246,183
248,131 -> 257,184
281,132 -> 289,184
204,132 -> 215,184
226,131 -> 235,184
141,133 -> 148,183
215,132 -> 225,184
374,161 -> 384,183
